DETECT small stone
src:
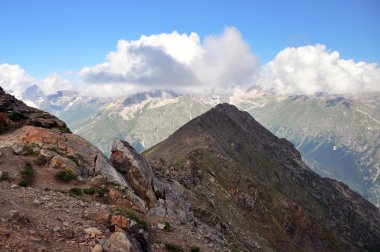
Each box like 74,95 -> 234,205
10,184 -> 19,189
41,196 -> 50,201
84,227 -> 102,238
64,229 -> 75,238
91,244 -> 103,252
129,220 -> 137,228
63,221 -> 69,226
56,216 -> 64,221
13,147 -> 24,155
33,199 -> 43,205
53,226 -> 61,232
157,223 -> 165,230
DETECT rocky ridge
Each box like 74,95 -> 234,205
0,86 -> 230,251
1,86 -> 380,251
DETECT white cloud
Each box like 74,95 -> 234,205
80,27 -> 259,97
0,64 -> 73,98
40,73 -> 74,94
255,44 -> 380,95
2,31 -> 380,99
0,64 -> 35,98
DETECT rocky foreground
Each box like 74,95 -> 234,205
1,86 -> 380,252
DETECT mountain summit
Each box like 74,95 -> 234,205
145,103 -> 380,251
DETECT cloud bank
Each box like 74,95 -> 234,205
0,64 -> 73,98
255,44 -> 380,95
1,28 -> 380,98
80,27 -> 259,96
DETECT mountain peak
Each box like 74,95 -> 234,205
145,103 -> 380,251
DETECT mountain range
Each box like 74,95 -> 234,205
19,85 -> 380,209
1,86 -> 380,251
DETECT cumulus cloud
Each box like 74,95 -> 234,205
0,64 -> 35,98
0,63 -> 73,98
2,29 -> 380,98
80,27 -> 259,97
40,73 -> 74,94
255,44 -> 380,95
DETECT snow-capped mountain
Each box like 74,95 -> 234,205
18,84 -> 380,207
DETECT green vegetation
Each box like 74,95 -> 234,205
190,246 -> 200,252
69,187 -> 83,198
114,207 -> 149,231
83,185 -> 106,196
17,144 -> 39,156
0,171 -> 11,182
230,243 -> 241,252
164,221 -> 172,232
18,162 -> 34,187
165,243 -> 183,252
56,168 -> 77,182
58,126 -> 72,133
35,155 -> 48,166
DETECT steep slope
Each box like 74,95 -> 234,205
233,91 -> 380,206
0,87 -> 232,252
144,103 -> 380,252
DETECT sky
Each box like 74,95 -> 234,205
0,0 -> 379,97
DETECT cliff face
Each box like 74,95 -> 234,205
145,103 -> 380,251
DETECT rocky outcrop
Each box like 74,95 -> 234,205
0,87 -> 68,132
110,139 -> 156,207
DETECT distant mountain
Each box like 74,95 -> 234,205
232,90 -> 380,207
144,103 -> 380,251
19,85 -> 380,208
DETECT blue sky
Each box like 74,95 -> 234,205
0,0 -> 379,79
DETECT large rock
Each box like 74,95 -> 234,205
110,139 -> 156,207
108,231 -> 132,252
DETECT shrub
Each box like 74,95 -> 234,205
35,155 -> 48,166
69,187 -> 83,198
58,126 -> 72,133
56,168 -> 77,182
18,162 -> 34,187
83,185 -> 106,196
230,244 -> 241,252
0,171 -> 11,182
21,145 -> 39,156
165,243 -> 183,252
164,221 -> 172,232
83,187 -> 96,195
190,246 -> 200,252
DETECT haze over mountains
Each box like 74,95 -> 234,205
17,84 -> 380,210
